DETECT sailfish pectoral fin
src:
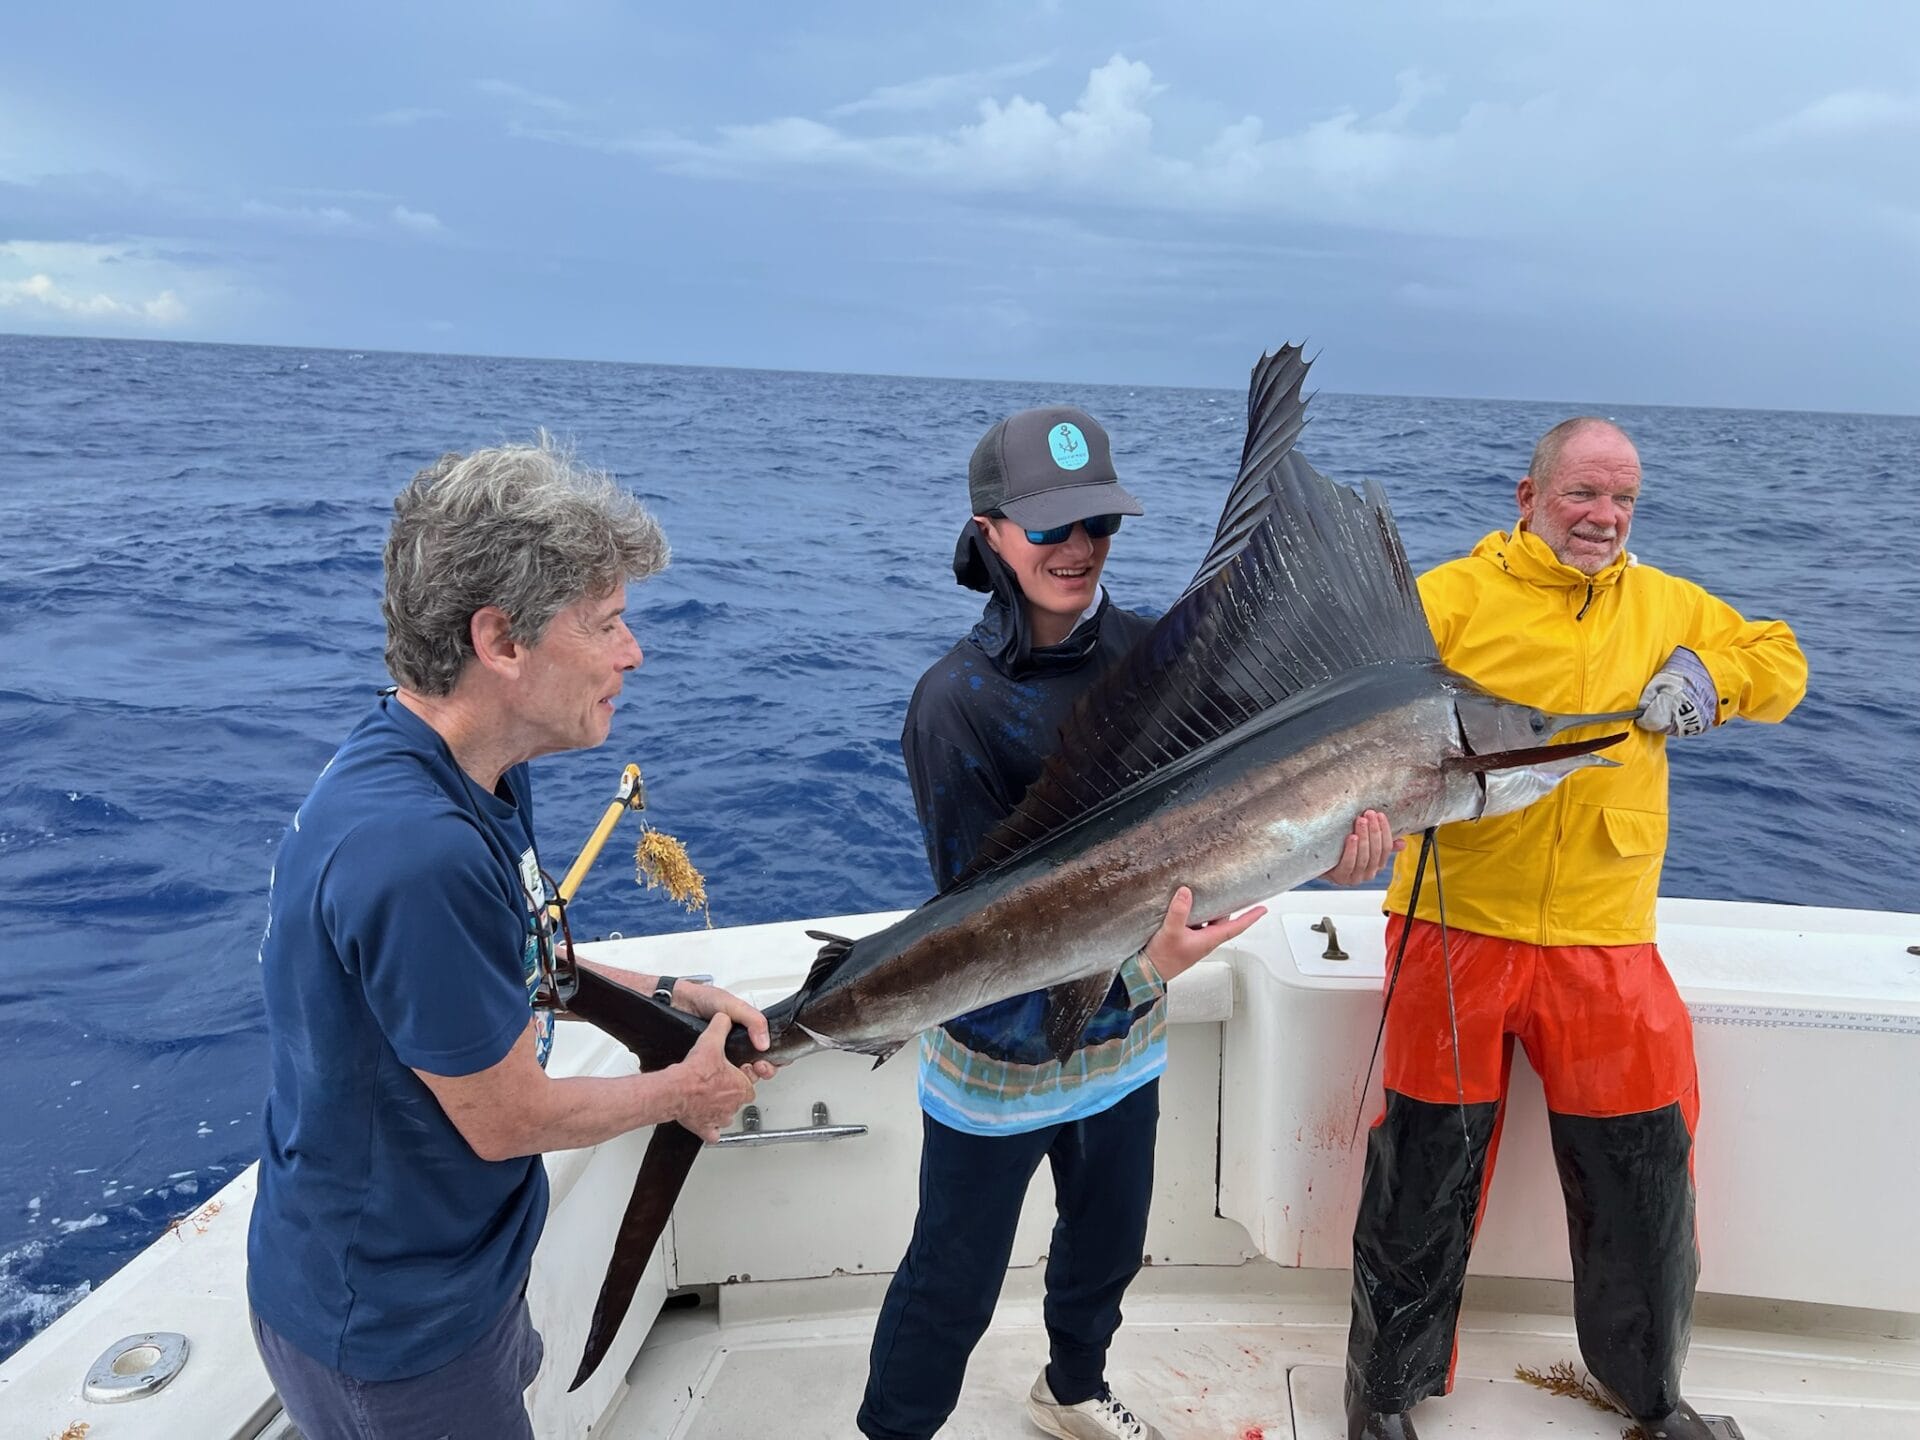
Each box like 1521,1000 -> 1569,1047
569,1120 -> 704,1391
1042,970 -> 1121,1064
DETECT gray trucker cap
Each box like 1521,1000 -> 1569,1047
967,405 -> 1145,530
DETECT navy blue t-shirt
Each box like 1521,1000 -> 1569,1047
246,697 -> 555,1380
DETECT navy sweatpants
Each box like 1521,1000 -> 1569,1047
251,1291 -> 542,1440
858,1078 -> 1159,1440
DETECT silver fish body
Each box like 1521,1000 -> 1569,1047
752,663 -> 1619,1066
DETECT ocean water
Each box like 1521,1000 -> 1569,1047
1,334 -> 1915,1362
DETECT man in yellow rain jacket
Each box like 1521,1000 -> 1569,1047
1344,417 -> 1807,1440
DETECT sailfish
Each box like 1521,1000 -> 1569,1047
559,343 -> 1638,1389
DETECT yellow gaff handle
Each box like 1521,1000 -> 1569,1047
555,763 -> 646,910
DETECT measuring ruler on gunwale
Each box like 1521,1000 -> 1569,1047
1689,1002 -> 1920,1036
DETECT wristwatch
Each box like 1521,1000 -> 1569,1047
651,975 -> 679,1005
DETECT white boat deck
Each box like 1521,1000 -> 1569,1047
605,1266 -> 1920,1439
4,894 -> 1916,1439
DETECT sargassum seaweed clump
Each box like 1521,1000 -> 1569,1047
635,827 -> 712,929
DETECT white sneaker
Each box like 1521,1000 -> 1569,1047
1026,1372 -> 1165,1440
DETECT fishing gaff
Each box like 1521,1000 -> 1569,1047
555,763 -> 647,910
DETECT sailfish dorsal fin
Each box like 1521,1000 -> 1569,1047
949,345 -> 1438,888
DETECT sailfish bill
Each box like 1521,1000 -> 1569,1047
561,341 -> 1636,1390
1448,730 -> 1629,773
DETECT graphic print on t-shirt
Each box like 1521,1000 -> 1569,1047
518,847 -> 554,1068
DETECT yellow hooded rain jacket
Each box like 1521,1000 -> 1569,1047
1381,527 -> 1807,946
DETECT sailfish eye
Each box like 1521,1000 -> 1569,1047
1529,712 -> 1548,734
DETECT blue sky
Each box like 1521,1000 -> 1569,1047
3,2 -> 1916,412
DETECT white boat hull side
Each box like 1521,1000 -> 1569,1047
1218,894 -> 1920,1314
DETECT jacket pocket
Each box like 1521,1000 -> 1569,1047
1440,808 -> 1528,853
1600,806 -> 1667,857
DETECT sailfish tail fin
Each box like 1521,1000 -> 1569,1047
568,1122 -> 703,1390
561,966 -> 709,1391
563,928 -> 856,1389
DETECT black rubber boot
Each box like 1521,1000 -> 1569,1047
1347,1092 -> 1502,1413
1550,1104 -> 1699,1421
1346,1404 -> 1421,1440
1638,1398 -> 1719,1439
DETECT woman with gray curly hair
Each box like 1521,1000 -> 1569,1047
247,437 -> 774,1440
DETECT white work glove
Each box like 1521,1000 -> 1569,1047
1636,647 -> 1717,737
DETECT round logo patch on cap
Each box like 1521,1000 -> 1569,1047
1048,422 -> 1090,471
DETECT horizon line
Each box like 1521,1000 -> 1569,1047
3,328 -> 1915,424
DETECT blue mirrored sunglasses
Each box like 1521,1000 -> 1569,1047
996,513 -> 1124,546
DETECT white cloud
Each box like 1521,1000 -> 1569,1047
0,272 -> 183,322
1750,89 -> 1920,144
583,55 -> 1512,237
390,204 -> 443,235
0,240 -> 239,333
476,79 -> 579,118
506,52 -> 1854,273
829,58 -> 1052,118
610,58 -> 1481,230
1196,72 -> 1454,197
947,54 -> 1162,176
708,117 -> 868,165
631,55 -> 1169,184
0,253 -> 185,325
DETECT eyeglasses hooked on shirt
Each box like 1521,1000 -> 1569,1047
524,866 -> 578,1009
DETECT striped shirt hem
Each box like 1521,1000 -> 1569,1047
917,996 -> 1168,1135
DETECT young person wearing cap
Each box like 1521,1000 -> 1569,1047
857,407 -> 1397,1440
